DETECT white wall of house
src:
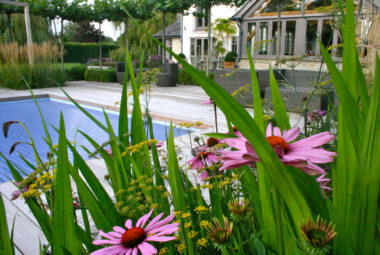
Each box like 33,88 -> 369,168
182,5 -> 239,63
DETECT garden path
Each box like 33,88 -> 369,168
0,81 -> 304,254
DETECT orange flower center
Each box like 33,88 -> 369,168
266,136 -> 289,152
232,126 -> 238,131
207,138 -> 219,147
197,151 -> 207,159
121,227 -> 146,248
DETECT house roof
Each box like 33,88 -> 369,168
154,21 -> 181,39
231,0 -> 380,20
231,0 -> 260,20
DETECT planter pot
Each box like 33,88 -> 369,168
156,63 -> 178,87
224,61 -> 235,69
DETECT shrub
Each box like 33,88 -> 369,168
224,51 -> 238,62
84,68 -> 116,83
64,43 -> 118,63
178,53 -> 186,59
64,64 -> 87,81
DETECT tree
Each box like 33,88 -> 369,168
211,18 -> 236,57
154,0 -> 192,63
97,0 -> 153,50
71,21 -> 104,42
0,2 -> 23,42
32,0 -> 93,69
191,0 -> 247,75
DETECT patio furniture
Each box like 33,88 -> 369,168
156,63 -> 178,87
115,62 -> 148,84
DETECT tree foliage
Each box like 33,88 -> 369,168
116,12 -> 176,57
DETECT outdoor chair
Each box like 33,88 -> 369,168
156,63 -> 178,87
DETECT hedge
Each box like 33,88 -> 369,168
64,43 -> 118,63
64,64 -> 87,81
84,68 -> 116,83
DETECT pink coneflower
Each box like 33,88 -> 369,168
91,210 -> 179,255
187,151 -> 219,170
201,98 -> 214,105
220,123 -> 336,177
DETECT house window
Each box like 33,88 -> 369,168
271,21 -> 281,55
284,21 -> 296,55
305,20 -> 318,56
321,20 -> 333,52
191,38 -> 210,61
195,7 -> 208,29
232,36 -> 238,53
259,22 -> 269,55
247,22 -> 257,52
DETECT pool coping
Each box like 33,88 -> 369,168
0,94 -> 212,130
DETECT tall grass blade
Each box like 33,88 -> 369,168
52,113 -> 81,254
0,195 -> 13,255
269,67 -> 290,130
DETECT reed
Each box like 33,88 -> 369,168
0,42 -> 65,89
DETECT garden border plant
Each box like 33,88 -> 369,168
0,0 -> 379,254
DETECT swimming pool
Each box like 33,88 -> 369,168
0,97 -> 190,183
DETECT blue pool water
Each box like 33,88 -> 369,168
0,98 -> 189,183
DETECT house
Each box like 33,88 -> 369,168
155,0 -> 379,70
233,0 -> 380,69
155,5 -> 240,64
154,16 -> 182,61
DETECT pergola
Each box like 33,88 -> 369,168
0,0 -> 33,64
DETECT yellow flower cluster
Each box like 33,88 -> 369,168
158,247 -> 168,255
263,114 -> 272,120
194,206 -> 208,214
190,187 -> 198,192
121,139 -> 158,155
200,184 -> 214,190
197,238 -> 208,248
199,220 -> 211,229
231,84 -> 250,97
177,244 -> 186,252
185,222 -> 192,228
188,230 -> 198,239
176,121 -> 203,128
181,213 -> 191,218
21,189 -> 41,198
217,179 -> 232,189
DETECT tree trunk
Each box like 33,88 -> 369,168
60,18 -> 64,71
125,18 -> 129,50
99,22 -> 102,70
206,6 -> 212,77
7,13 -> 13,42
162,11 -> 166,64
275,0 -> 281,63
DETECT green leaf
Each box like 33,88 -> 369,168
246,45 -> 265,132
0,195 -> 13,255
269,67 -> 290,130
52,113 -> 81,254
68,142 -> 122,227
203,133 -> 238,139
